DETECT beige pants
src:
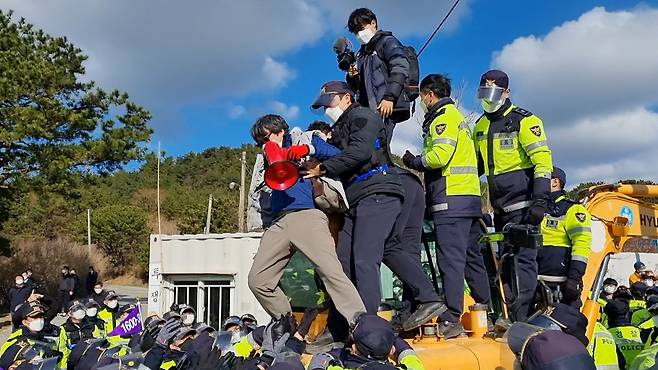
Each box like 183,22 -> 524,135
248,209 -> 365,323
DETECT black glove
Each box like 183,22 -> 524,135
196,347 -> 236,370
523,198 -> 547,226
562,278 -> 582,304
402,150 -> 423,171
297,308 -> 319,338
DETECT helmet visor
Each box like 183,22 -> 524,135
476,86 -> 505,102
528,314 -> 565,331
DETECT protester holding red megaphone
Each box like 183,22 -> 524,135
248,114 -> 366,334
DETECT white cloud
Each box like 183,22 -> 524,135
269,101 -> 300,120
1,0 -> 472,142
228,104 -> 246,120
492,6 -> 658,183
492,6 -> 658,125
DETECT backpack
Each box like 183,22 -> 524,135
402,45 -> 420,101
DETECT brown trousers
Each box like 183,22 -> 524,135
248,209 -> 365,322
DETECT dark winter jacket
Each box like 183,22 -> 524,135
347,30 -> 410,121
324,103 -> 403,205
8,285 -> 31,313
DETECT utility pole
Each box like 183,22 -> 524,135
204,194 -> 213,234
238,151 -> 246,232
87,209 -> 92,255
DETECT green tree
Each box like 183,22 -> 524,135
0,11 -> 152,188
88,205 -> 149,271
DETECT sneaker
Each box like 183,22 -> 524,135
306,329 -> 345,354
437,321 -> 466,339
401,301 -> 448,331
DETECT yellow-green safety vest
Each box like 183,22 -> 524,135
587,322 -> 620,370
609,326 -> 644,367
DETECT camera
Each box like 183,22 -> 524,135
333,37 -> 356,72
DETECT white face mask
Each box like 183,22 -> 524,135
356,28 -> 375,45
86,308 -> 98,317
604,285 -> 617,294
182,314 -> 195,326
106,300 -> 118,309
15,279 -> 24,286
72,310 -> 86,320
325,106 -> 344,124
94,288 -> 103,294
481,99 -> 504,113
29,318 -> 45,332
231,332 -> 242,344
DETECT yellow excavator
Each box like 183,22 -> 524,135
295,183 -> 658,369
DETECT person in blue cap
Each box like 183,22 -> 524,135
308,314 -> 424,370
306,81 -> 446,351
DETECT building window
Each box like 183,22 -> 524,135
173,278 -> 234,330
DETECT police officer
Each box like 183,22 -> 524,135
508,304 -> 596,369
84,299 -> 105,337
631,300 -> 658,369
97,290 -> 120,338
0,302 -> 61,370
179,305 -> 196,328
308,314 -> 424,370
402,74 -> 491,337
58,300 -> 95,368
473,69 -> 553,322
307,81 -> 443,347
588,321 -> 621,370
535,167 -> 592,309
605,299 -> 644,368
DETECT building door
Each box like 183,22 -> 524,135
173,277 -> 234,330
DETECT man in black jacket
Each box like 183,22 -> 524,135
346,8 -> 410,123
58,266 -> 75,315
306,81 -> 444,348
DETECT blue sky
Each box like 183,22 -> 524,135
3,0 -> 658,183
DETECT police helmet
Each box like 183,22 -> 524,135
222,315 -> 242,331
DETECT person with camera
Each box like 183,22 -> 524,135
473,69 -> 553,322
341,8 -> 412,123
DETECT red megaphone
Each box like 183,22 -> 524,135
263,141 -> 300,191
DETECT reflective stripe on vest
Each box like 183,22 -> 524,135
588,323 -> 620,370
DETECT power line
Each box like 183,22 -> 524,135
417,0 -> 462,57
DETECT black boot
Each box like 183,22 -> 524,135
401,301 -> 448,331
437,321 -> 466,339
306,328 -> 346,354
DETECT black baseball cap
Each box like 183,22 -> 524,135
352,314 -> 395,360
552,167 -> 567,187
479,69 -> 509,89
104,291 -> 119,301
311,81 -> 354,109
16,302 -> 45,321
